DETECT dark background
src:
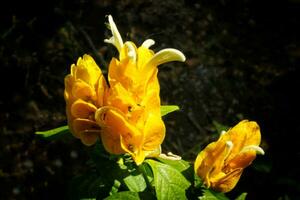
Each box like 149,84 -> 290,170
1,0 -> 300,199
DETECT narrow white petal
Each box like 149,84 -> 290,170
146,48 -> 186,67
223,140 -> 234,161
241,145 -> 265,155
125,42 -> 136,62
142,39 -> 155,48
104,15 -> 124,52
158,152 -> 182,160
226,141 -> 233,149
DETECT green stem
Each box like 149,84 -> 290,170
138,163 -> 155,195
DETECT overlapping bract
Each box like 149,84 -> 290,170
194,120 -> 265,192
64,54 -> 107,146
64,15 -> 185,165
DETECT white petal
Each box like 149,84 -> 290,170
241,145 -> 265,155
104,15 -> 124,52
146,48 -> 186,67
125,42 -> 136,62
142,39 -> 155,48
223,140 -> 234,160
226,141 -> 233,149
158,152 -> 182,160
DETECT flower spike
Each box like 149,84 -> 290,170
65,15 -> 186,165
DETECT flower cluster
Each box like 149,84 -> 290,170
64,15 -> 185,165
64,15 -> 264,193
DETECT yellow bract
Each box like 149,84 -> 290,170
194,120 -> 265,193
64,54 -> 108,146
64,15 -> 185,165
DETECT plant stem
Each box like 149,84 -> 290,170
138,163 -> 155,195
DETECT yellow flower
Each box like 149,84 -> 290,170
92,15 -> 185,164
194,120 -> 265,193
64,15 -> 185,165
64,54 -> 108,146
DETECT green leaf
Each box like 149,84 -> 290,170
139,162 -> 154,185
124,174 -> 147,192
146,159 -> 191,200
156,157 -> 190,172
104,191 -> 140,200
109,179 -> 121,195
156,157 -> 194,183
199,188 -> 230,200
35,125 -> 69,139
235,192 -> 247,200
161,105 -> 180,116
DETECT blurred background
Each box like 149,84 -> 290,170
1,0 -> 300,199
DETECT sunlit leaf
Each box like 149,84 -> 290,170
156,157 -> 190,172
139,162 -> 154,185
146,159 -> 191,200
124,174 -> 147,192
160,105 -> 180,117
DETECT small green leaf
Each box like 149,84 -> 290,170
161,105 -> 180,116
146,159 -> 191,200
199,188 -> 230,200
35,125 -> 69,139
109,179 -> 121,195
104,191 -> 140,200
235,192 -> 247,200
124,174 -> 147,192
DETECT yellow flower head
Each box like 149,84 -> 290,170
194,120 -> 265,193
64,54 -> 108,146
64,15 -> 185,165
93,15 -> 185,165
